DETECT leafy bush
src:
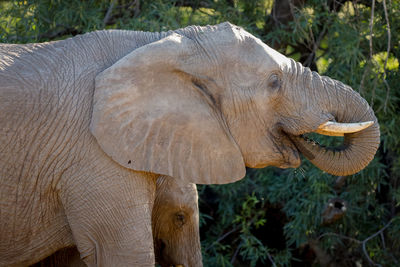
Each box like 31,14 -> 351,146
1,0 -> 399,266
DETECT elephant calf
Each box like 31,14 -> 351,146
0,22 -> 379,266
30,176 -> 199,267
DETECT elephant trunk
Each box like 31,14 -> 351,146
290,74 -> 380,176
156,235 -> 203,267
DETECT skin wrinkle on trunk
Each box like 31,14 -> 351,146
282,59 -> 333,134
289,72 -> 380,176
279,59 -> 378,176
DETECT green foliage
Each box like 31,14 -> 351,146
1,0 -> 399,266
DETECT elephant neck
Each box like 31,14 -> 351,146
72,27 -> 209,74
75,30 -> 167,73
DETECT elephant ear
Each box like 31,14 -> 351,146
90,33 -> 245,184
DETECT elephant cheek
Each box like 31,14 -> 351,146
242,134 -> 301,169
243,150 -> 275,168
247,160 -> 269,168
243,153 -> 275,168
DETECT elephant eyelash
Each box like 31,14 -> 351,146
267,73 -> 282,90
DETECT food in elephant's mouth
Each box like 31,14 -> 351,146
301,134 -> 330,147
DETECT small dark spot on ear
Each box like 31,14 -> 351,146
128,160 -> 131,164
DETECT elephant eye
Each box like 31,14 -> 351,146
268,73 -> 281,90
174,211 -> 186,228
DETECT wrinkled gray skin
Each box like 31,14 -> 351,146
31,247 -> 86,267
0,22 -> 379,266
32,176 -> 200,267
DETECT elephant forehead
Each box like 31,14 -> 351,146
218,42 -> 289,79
248,43 -> 290,71
158,177 -> 197,197
262,44 -> 291,68
156,179 -> 198,207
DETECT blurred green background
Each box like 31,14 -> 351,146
1,0 -> 399,266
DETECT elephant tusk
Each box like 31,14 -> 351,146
314,121 -> 374,136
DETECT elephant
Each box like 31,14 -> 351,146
30,175 -> 200,267
31,248 -> 85,267
0,22 -> 379,266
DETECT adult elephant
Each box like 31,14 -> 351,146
0,22 -> 379,266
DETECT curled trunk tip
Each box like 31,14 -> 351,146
291,75 -> 380,176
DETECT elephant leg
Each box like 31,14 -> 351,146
60,162 -> 157,267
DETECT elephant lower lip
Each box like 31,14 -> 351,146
250,162 -> 269,168
279,132 -> 301,168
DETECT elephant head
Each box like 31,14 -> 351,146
90,22 -> 379,184
153,176 -> 201,267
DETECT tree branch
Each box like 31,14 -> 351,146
266,250 -> 277,267
318,220 -> 393,267
230,240 -> 242,264
205,225 -> 240,251
382,0 -> 391,112
362,221 -> 392,267
103,0 -> 116,28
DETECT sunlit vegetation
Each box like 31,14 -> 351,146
1,0 -> 399,266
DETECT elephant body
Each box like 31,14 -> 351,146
0,22 -> 379,266
0,31 -> 200,266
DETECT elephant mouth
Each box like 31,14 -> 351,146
286,133 -> 319,161
155,239 -> 185,267
155,239 -> 167,266
275,131 -> 301,168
